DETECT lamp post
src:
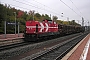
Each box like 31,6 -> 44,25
61,13 -> 64,24
14,12 -> 16,35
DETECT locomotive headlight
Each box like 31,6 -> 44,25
34,30 -> 36,33
26,31 -> 27,33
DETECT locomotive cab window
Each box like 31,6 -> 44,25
48,20 -> 52,23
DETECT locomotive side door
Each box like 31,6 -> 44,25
36,24 -> 38,33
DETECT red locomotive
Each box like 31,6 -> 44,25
24,19 -> 85,41
24,20 -> 59,41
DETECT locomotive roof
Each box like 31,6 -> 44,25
43,19 -> 52,21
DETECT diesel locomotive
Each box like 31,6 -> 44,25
24,19 -> 85,41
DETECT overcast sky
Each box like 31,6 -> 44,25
0,0 -> 90,26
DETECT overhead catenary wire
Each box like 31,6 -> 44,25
1,0 -> 62,21
69,0 -> 82,15
59,0 -> 82,18
31,0 -> 79,21
1,0 -> 89,25
59,0 -> 90,25
33,0 -> 61,14
23,0 -> 68,19
69,0 -> 88,21
1,0 -> 62,20
1,1 -> 31,11
32,0 -> 72,19
13,0 -> 61,16
32,0 -> 72,20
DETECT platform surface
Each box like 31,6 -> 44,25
0,33 -> 24,40
62,33 -> 90,60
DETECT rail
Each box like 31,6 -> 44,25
29,33 -> 88,60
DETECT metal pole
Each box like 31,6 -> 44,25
50,14 -> 51,20
33,10 -> 35,20
67,17 -> 69,25
18,22 -> 19,37
61,13 -> 64,24
82,17 -> 84,26
4,21 -> 6,38
14,12 -> 16,35
88,21 -> 89,31
33,14 -> 34,20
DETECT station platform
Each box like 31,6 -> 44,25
62,33 -> 90,60
0,33 -> 24,41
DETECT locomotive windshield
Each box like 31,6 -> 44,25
43,19 -> 56,24
48,20 -> 52,23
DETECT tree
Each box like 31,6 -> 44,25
41,14 -> 45,20
56,20 -> 62,24
52,16 -> 58,21
0,4 -> 7,21
0,4 -> 7,33
44,14 -> 50,20
17,10 -> 24,18
34,13 -> 41,21
1,3 -> 64,33
35,13 -> 41,18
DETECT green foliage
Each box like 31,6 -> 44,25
35,13 -> 41,18
56,20 -> 81,26
0,3 -> 51,34
53,16 -> 58,21
0,3 -> 80,34
0,4 -> 7,21
56,20 -> 63,24
44,14 -> 51,20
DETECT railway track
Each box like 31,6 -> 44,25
0,38 -> 24,46
0,38 -> 35,52
0,33 -> 79,52
25,33 -> 88,60
0,41 -> 30,51
0,33 -> 87,60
